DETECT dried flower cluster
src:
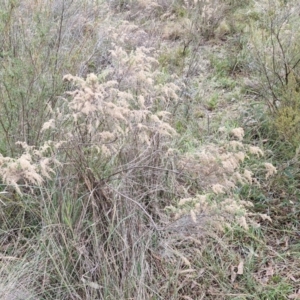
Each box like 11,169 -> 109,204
0,142 -> 56,194
173,127 -> 276,232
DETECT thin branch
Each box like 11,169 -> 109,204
275,31 -> 289,85
111,188 -> 159,231
102,165 -> 192,183
270,22 -> 284,87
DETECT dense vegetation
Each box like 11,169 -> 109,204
0,0 -> 300,299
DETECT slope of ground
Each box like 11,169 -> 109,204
0,0 -> 300,299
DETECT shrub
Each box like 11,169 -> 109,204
244,0 -> 300,147
0,0 -> 107,156
31,46 -> 181,297
42,46 -> 179,204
